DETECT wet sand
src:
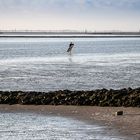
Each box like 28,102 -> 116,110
0,105 -> 140,139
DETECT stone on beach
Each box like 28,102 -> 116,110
115,111 -> 123,116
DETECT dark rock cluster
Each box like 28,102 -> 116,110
0,87 -> 140,107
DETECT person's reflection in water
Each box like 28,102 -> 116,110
68,56 -> 73,63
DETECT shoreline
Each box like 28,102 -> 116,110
0,105 -> 140,139
0,35 -> 140,38
0,88 -> 140,139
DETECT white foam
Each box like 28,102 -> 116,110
0,53 -> 140,66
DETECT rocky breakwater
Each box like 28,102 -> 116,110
0,88 -> 140,107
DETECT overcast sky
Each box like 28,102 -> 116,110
0,0 -> 140,31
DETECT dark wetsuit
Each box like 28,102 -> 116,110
67,42 -> 74,52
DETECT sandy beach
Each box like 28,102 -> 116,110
0,105 -> 139,139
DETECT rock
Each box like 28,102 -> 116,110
0,88 -> 140,107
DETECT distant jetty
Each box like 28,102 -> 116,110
0,87 -> 140,107
0,31 -> 140,38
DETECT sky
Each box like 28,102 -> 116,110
0,0 -> 140,31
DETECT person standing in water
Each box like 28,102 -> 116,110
67,42 -> 74,55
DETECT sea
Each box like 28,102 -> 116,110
0,37 -> 140,92
0,37 -> 140,140
0,37 -> 140,91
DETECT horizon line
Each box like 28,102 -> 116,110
1,30 -> 140,34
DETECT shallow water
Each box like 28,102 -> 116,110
0,37 -> 140,91
0,112 -> 127,140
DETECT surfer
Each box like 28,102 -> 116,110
67,42 -> 74,55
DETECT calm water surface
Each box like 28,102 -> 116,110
0,37 -> 140,91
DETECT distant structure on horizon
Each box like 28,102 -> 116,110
0,29 -> 140,39
0,29 -> 140,34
